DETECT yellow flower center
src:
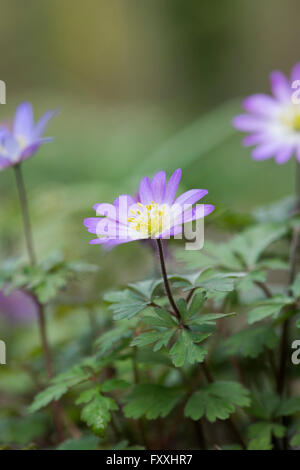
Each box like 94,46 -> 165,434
280,106 -> 300,131
16,135 -> 27,150
127,202 -> 167,237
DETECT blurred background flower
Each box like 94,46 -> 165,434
0,102 -> 57,170
0,1 -> 300,447
0,1 -> 298,266
0,288 -> 37,323
233,63 -> 300,164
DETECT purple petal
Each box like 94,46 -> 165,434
233,115 -> 267,132
243,133 -> 266,147
113,194 -> 136,208
174,189 -> 208,206
20,143 -> 40,161
90,236 -> 139,246
170,203 -> 214,227
291,62 -> 300,83
160,224 -> 184,239
0,155 -> 12,170
84,217 -> 130,238
151,171 -> 166,203
164,168 -> 182,205
104,237 -> 140,247
0,289 -> 37,323
139,176 -> 154,204
93,196 -> 137,227
114,194 -> 137,226
252,142 -> 281,160
93,202 -> 115,215
89,238 -> 110,245
33,109 -> 59,139
3,134 -> 20,159
0,126 -> 9,139
243,94 -> 279,117
13,102 -> 34,139
274,146 -> 294,164
270,71 -> 291,103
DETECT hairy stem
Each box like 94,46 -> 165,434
296,160 -> 300,212
277,227 -> 299,450
254,281 -> 273,299
14,164 -> 36,265
14,163 -> 64,442
277,227 -> 299,393
156,241 -> 246,449
156,239 -> 181,323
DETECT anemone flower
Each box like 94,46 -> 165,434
233,62 -> 300,164
84,168 -> 214,247
0,102 -> 57,170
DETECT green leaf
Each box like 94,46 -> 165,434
76,387 -> 118,436
247,422 -> 285,450
104,289 -> 150,320
186,339 -> 208,364
128,279 -> 162,301
185,381 -> 250,422
290,426 -> 300,447
123,384 -> 182,419
95,325 -> 133,356
176,241 -> 243,271
254,196 -> 295,223
29,365 -> 91,413
155,307 -> 178,326
188,312 -> 235,327
169,330 -> 208,367
248,392 -> 281,421
131,330 -> 174,351
177,298 -> 188,321
276,397 -> 300,417
57,434 -> 99,450
142,309 -> 178,328
188,291 -> 207,316
169,271 -> 207,287
233,224 -> 286,269
247,296 -> 294,324
101,379 -> 130,393
0,414 -> 48,445
1,254 -> 97,304
169,331 -> 188,367
192,272 -> 244,293
225,326 -> 278,358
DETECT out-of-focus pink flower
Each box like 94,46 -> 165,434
233,62 -> 300,164
0,102 -> 58,170
0,289 -> 37,323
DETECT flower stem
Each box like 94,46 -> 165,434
156,239 -> 181,323
277,226 -> 300,395
156,240 -> 246,449
296,160 -> 300,211
13,164 -> 37,266
13,163 -> 64,442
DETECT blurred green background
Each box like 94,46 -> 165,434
0,0 -> 299,284
0,0 -> 299,447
